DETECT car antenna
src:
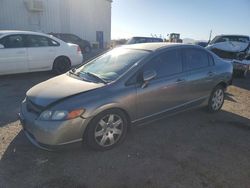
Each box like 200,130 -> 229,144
208,30 -> 212,44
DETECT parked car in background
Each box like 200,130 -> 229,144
49,33 -> 92,53
207,35 -> 250,78
126,36 -> 163,44
0,30 -> 83,75
20,43 -> 233,151
195,41 -> 208,47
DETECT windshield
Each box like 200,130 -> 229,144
210,36 -> 250,44
78,48 -> 149,82
126,38 -> 137,44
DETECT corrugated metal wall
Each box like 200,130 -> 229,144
0,0 -> 111,45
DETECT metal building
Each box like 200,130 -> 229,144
0,0 -> 112,47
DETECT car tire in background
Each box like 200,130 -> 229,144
84,46 -> 91,53
53,56 -> 71,74
85,109 -> 128,151
242,69 -> 248,78
234,69 -> 248,78
208,85 -> 225,113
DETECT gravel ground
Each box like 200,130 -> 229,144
0,70 -> 249,188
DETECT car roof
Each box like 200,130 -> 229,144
0,30 -> 48,36
216,34 -> 249,38
132,36 -> 162,39
122,42 -> 200,52
50,33 -> 76,35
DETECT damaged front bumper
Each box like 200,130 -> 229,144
19,100 -> 89,150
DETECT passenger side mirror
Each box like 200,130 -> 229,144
142,70 -> 156,88
0,44 -> 4,49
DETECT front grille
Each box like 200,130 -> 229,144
26,98 -> 44,114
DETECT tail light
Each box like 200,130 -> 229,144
77,46 -> 82,54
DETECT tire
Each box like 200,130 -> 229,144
236,70 -> 248,78
84,46 -> 91,53
208,85 -> 225,113
242,69 -> 248,78
85,109 -> 128,151
53,57 -> 71,74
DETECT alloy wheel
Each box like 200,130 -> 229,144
94,114 -> 123,147
211,88 -> 224,111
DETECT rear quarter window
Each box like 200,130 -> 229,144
208,54 -> 215,66
26,35 -> 59,47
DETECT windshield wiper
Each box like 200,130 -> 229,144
69,68 -> 80,77
84,72 -> 107,84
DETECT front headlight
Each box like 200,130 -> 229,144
39,108 -> 85,121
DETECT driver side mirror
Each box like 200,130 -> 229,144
142,70 -> 157,88
0,44 -> 4,49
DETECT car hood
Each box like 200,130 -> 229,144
26,74 -> 105,107
207,41 -> 249,53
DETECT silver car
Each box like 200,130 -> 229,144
20,43 -> 233,150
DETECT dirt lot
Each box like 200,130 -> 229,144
0,70 -> 250,188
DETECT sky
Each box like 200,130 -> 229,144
111,0 -> 250,41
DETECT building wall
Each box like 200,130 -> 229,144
0,0 -> 111,46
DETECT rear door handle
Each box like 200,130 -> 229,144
176,78 -> 186,83
16,51 -> 25,54
208,71 -> 215,77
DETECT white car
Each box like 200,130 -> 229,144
0,30 -> 83,75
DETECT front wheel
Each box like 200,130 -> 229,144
85,109 -> 128,151
208,86 -> 225,113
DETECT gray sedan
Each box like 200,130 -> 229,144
20,43 -> 233,150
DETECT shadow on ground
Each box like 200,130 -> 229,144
0,71 -> 54,127
232,73 -> 250,90
1,109 -> 250,188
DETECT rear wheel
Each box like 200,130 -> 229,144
85,109 -> 128,151
242,69 -> 248,78
84,46 -> 91,53
208,85 -> 225,113
53,57 -> 71,74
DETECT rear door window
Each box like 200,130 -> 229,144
69,35 -> 80,42
61,34 -> 71,42
136,38 -> 147,43
26,35 -> 59,47
183,48 -> 209,70
0,35 -> 25,48
144,49 -> 183,79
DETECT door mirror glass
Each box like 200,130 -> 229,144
143,70 -> 156,82
0,44 -> 4,49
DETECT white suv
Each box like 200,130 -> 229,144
0,30 -> 83,75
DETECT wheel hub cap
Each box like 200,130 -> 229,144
94,114 -> 123,147
211,89 -> 224,110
